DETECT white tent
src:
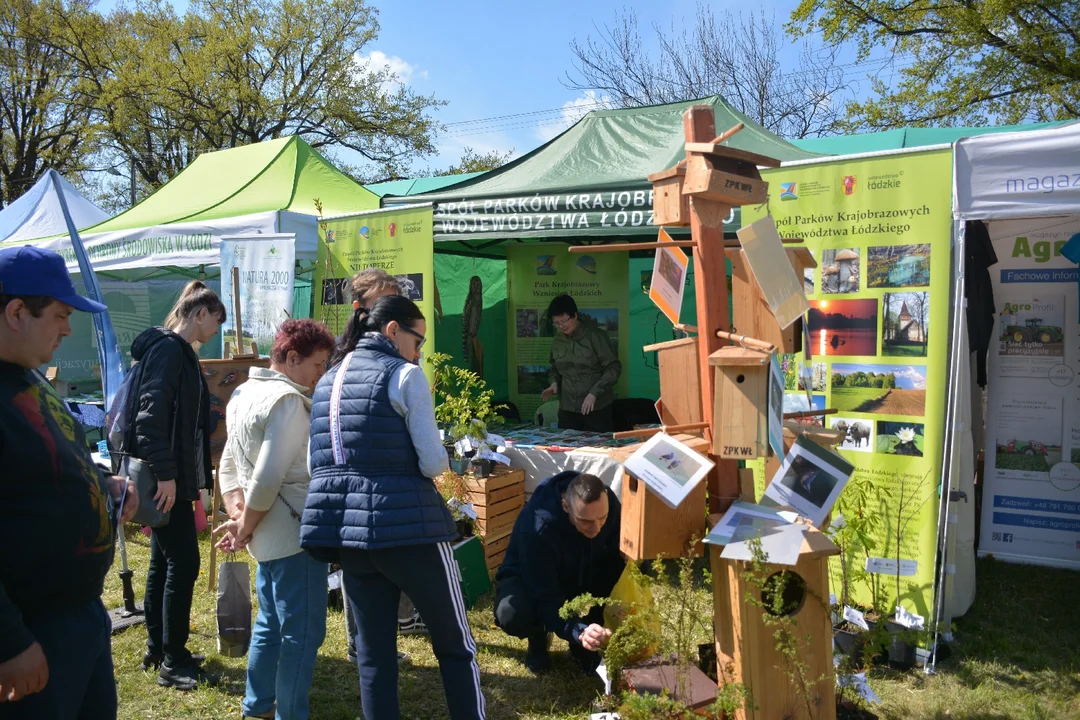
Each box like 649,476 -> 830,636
0,170 -> 108,244
936,122 -> 1080,653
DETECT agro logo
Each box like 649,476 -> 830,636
780,182 -> 798,200
359,226 -> 370,239
842,176 -> 856,196
389,222 -> 397,237
325,229 -> 335,243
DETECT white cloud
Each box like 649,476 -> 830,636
894,366 -> 927,390
535,90 -> 612,142
354,50 -> 427,93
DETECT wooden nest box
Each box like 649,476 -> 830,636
708,334 -> 774,460
710,520 -> 840,720
647,165 -> 693,227
729,246 -> 816,354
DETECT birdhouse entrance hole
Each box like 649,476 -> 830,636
761,570 -> 807,617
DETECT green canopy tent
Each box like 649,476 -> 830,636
390,96 -> 821,404
366,172 -> 484,198
8,136 -> 379,379
790,120 -> 1069,155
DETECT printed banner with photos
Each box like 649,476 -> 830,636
979,216 -> 1080,569
313,206 -> 435,382
505,244 -> 629,420
743,149 -> 952,618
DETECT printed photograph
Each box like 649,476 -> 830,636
997,295 -> 1065,358
804,250 -> 815,295
579,308 -> 619,345
777,454 -> 840,509
808,299 -> 879,356
994,438 -> 1063,473
867,244 -> 931,288
831,363 -> 927,416
395,273 -> 424,301
517,365 -> 550,395
729,514 -> 789,544
516,309 -> 539,338
820,248 -> 860,294
657,247 -> 685,291
798,361 -> 828,392
641,436 -> 707,488
830,417 -> 874,453
321,277 -> 348,305
882,292 -> 929,357
876,422 -> 926,456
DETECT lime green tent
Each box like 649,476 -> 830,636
393,95 -> 821,255
790,121 -> 1069,156
8,135 -> 379,275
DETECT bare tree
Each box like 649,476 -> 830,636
565,5 -> 854,138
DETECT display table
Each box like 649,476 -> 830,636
498,425 -> 648,499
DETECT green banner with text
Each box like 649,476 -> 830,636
314,207 -> 435,382
745,149 -> 952,620
506,244 -> 629,421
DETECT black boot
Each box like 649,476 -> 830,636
524,631 -> 552,674
158,660 -> 218,691
141,651 -> 205,671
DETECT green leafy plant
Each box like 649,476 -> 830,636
428,352 -> 505,457
434,470 -> 474,532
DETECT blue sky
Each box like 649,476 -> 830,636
96,0 -> 887,175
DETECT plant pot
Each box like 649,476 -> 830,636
885,620 -> 917,670
449,456 -> 470,475
470,458 -> 494,478
464,448 -> 477,459
833,619 -> 878,670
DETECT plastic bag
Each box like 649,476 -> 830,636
216,561 -> 252,657
603,565 -> 662,663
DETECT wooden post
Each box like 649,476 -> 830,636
684,105 -> 740,512
231,266 -> 244,358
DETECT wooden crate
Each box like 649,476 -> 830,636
463,466 -> 526,577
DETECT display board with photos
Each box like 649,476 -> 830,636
743,149 -> 952,617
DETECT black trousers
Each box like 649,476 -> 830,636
493,574 -> 604,672
144,498 -> 200,667
558,403 -> 614,433
340,543 -> 484,720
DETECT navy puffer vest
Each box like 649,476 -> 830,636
301,334 -> 456,558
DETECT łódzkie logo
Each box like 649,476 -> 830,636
389,222 -> 397,237
842,176 -> 857,196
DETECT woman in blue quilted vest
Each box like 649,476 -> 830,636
301,294 -> 485,720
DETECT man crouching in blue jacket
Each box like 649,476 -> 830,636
493,471 -> 625,674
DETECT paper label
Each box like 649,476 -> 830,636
596,662 -> 613,696
837,672 -> 880,704
865,557 -> 919,576
843,606 -> 870,631
328,570 -> 342,590
447,498 -> 478,520
894,605 -> 925,630
486,433 -> 506,448
477,448 -> 511,465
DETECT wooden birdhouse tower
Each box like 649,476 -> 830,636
728,246 -> 816,354
647,165 -> 692,227
710,522 -> 840,720
708,333 -> 775,460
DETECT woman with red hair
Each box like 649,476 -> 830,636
215,319 -> 335,720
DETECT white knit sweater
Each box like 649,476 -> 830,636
218,367 -> 312,562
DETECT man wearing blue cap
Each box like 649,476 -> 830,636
0,245 -> 138,718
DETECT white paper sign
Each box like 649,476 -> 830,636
737,215 -> 809,329
762,434 -> 854,528
864,557 -> 919,577
894,605 -> 925,630
843,606 -> 870,631
596,662 -> 613,696
328,570 -> 342,590
447,497 -> 478,520
622,433 -> 714,510
477,447 -> 511,465
837,672 -> 880,704
486,433 -> 506,448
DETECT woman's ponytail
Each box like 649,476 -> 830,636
328,294 -> 424,368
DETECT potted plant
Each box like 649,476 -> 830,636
880,468 -> 933,670
434,470 -> 475,539
429,352 -> 506,476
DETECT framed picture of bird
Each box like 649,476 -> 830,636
622,432 -> 715,510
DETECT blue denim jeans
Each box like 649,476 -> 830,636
242,551 -> 328,720
0,598 -> 116,720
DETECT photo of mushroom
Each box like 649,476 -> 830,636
821,248 -> 860,294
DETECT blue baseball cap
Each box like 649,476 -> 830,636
0,245 -> 107,313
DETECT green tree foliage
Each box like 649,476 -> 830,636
0,0 -> 100,205
53,0 -> 441,193
435,146 -> 513,177
788,0 -> 1080,128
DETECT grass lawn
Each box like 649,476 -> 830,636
831,386 -> 888,412
882,343 -> 927,358
104,527 -> 1080,719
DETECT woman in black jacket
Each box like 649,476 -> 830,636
129,280 -> 225,691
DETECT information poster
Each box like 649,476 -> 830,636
506,244 -> 629,420
980,216 -> 1080,569
220,235 -> 295,356
744,149 -> 952,618
313,207 -> 435,381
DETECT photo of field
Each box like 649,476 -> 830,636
831,363 -> 927,416
877,422 -> 926,456
867,244 -> 931,288
995,439 -> 1063,473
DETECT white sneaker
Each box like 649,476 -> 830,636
398,612 -> 428,636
